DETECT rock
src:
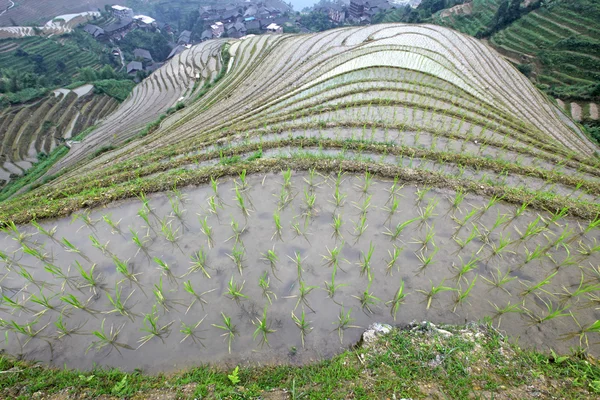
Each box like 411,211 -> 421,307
436,329 -> 453,338
362,322 -> 392,343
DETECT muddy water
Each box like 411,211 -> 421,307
1,172 -> 599,373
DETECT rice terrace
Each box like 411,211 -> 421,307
0,0 -> 600,398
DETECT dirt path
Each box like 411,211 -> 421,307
590,103 -> 598,120
570,102 -> 582,121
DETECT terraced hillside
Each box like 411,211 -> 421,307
0,36 -> 103,81
0,24 -> 599,372
432,0 -> 504,37
0,12 -> 100,39
490,0 -> 600,99
0,0 -> 113,26
0,89 -> 118,186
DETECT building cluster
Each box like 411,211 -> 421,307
83,5 -> 158,41
199,1 -> 293,41
317,0 -> 409,25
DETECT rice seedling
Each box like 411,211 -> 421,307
413,223 -> 436,251
487,232 -> 515,259
384,177 -> 404,204
357,242 -> 375,279
104,284 -> 136,321
481,266 -> 516,295
385,245 -> 403,275
521,244 -> 548,267
291,310 -> 313,348
416,245 -> 439,272
515,216 -> 547,242
481,195 -> 504,215
153,277 -> 173,312
261,247 -> 279,278
450,189 -> 466,212
276,185 -> 293,211
180,316 -> 207,345
236,169 -> 249,191
303,168 -> 323,190
352,194 -> 372,216
418,197 -> 439,223
185,248 -> 211,278
136,192 -> 153,214
138,305 -> 174,348
253,306 -> 276,347
54,312 -> 85,338
523,296 -> 570,325
258,272 -> 277,305
153,257 -> 177,284
415,186 -> 431,204
31,220 -> 57,241
351,214 -> 368,240
168,194 -> 186,220
324,264 -> 347,302
330,184 -> 347,208
113,255 -> 142,287
333,307 -> 359,343
29,290 -> 59,316
3,221 -> 31,245
226,217 -> 246,244
556,272 -> 600,304
137,207 -> 154,235
73,212 -> 98,233
520,270 -> 558,298
210,176 -> 221,200
452,275 -> 478,312
8,318 -> 50,349
207,195 -> 221,216
452,255 -> 480,282
159,217 -> 180,244
330,213 -> 344,240
303,187 -> 317,218
542,207 -> 570,228
228,243 -> 246,275
272,211 -> 283,240
212,312 -> 237,354
354,171 -> 374,195
89,234 -> 111,257
417,279 -> 455,310
74,261 -> 103,294
102,214 -> 122,235
2,292 -> 33,315
21,242 -> 53,264
548,225 -> 574,250
183,280 -> 215,313
322,244 -> 348,269
382,197 -> 400,223
60,293 -> 97,315
61,237 -> 91,263
353,280 -> 380,314
235,186 -> 252,217
386,280 -> 406,321
577,238 -> 600,258
489,300 -> 524,327
452,207 -> 479,229
44,263 -> 77,291
384,217 -> 419,241
561,314 -> 600,347
226,276 -> 249,304
196,216 -> 214,248
15,265 -> 46,290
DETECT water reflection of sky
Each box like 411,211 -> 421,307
288,0 -> 319,11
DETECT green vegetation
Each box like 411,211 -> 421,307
0,323 -> 598,399
0,30 -> 119,106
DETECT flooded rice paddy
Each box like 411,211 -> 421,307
1,172 -> 599,372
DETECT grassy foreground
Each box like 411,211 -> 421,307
0,322 -> 599,399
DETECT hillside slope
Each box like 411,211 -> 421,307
0,24 -> 599,377
0,0 -> 113,26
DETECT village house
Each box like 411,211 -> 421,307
83,24 -> 105,38
126,61 -> 143,74
266,23 -> 283,34
211,22 -> 224,38
111,5 -> 134,20
133,48 -> 153,62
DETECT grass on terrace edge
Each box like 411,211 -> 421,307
1,322 -> 599,399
